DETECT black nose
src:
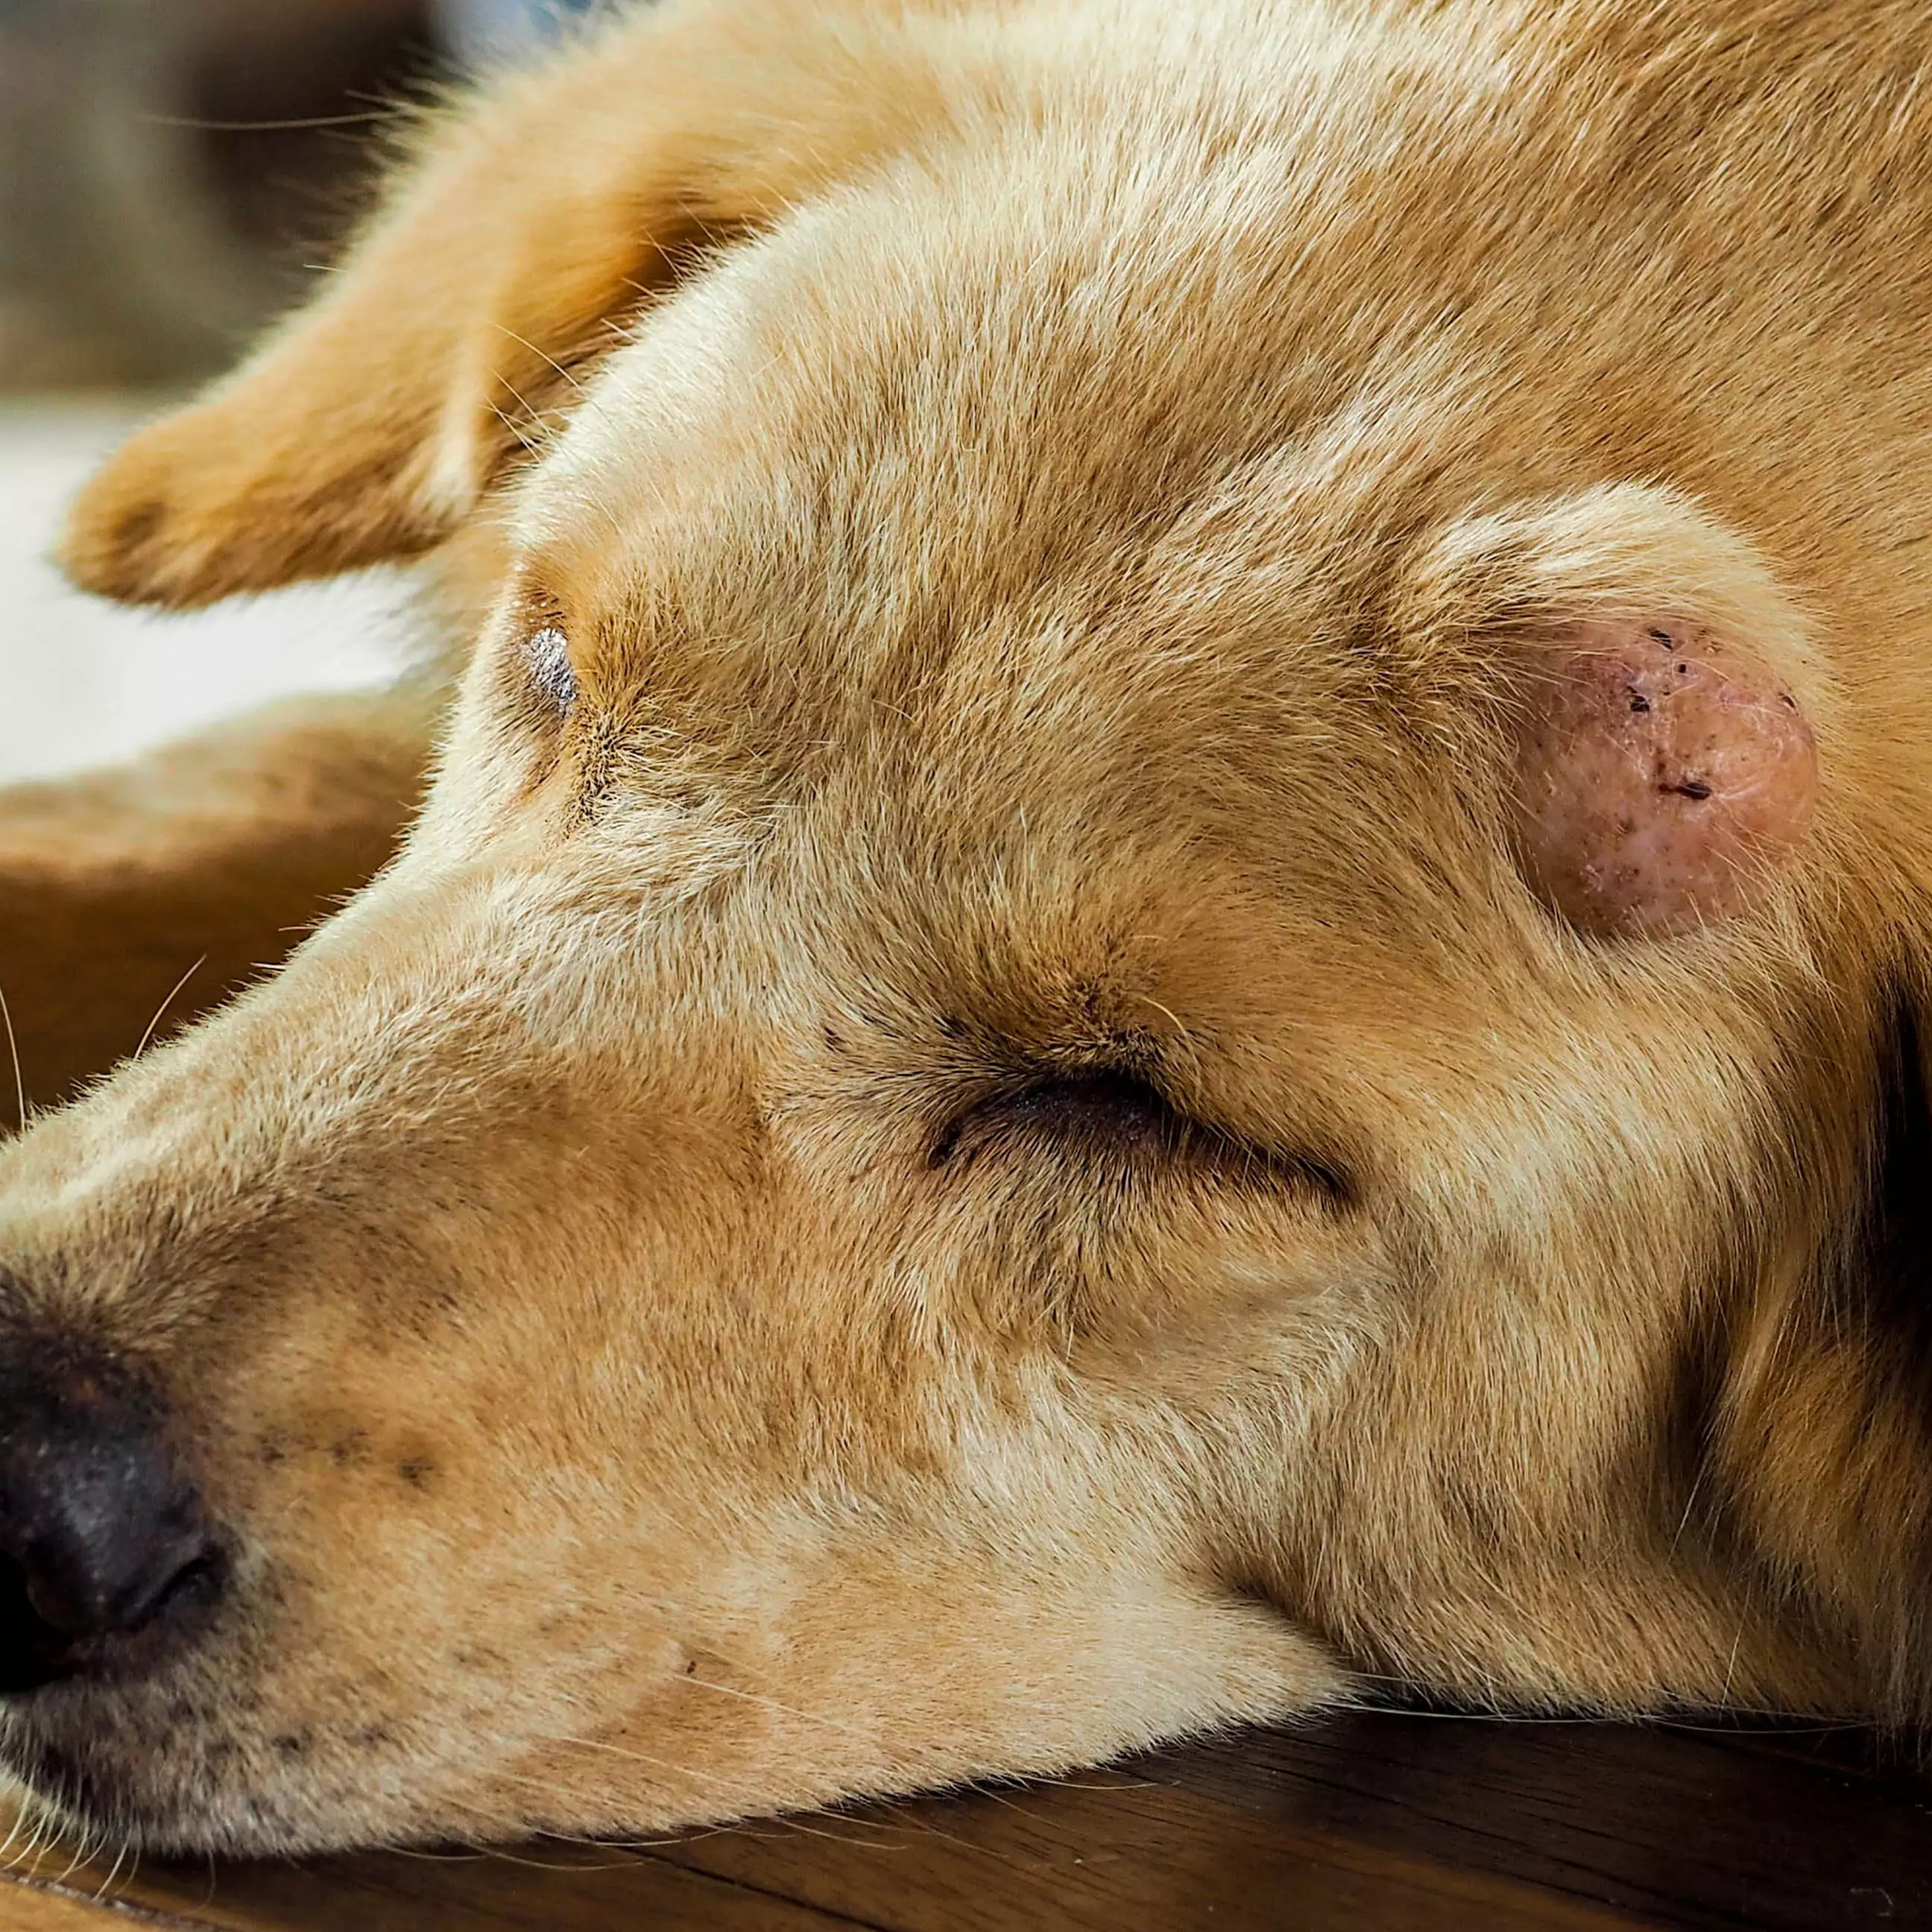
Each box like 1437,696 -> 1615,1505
0,1348 -> 221,1692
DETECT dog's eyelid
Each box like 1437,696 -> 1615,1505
927,1064 -> 1187,1165
926,1061 -> 1350,1203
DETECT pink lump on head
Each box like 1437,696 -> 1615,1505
1512,616 -> 1819,939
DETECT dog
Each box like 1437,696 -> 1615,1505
0,0 -> 1928,1860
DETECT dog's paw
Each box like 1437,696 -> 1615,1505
57,407 -> 246,609
57,384 -> 448,610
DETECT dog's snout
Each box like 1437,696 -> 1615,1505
0,1349 -> 221,1690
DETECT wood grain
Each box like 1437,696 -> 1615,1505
3,1710 -> 1928,1931
0,1881 -> 201,1931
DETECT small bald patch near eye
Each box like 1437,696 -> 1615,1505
527,624 -> 578,716
1512,616 -> 1819,938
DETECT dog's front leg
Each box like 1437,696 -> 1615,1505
0,684 -> 438,1117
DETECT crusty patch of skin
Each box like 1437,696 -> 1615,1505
4,0 -> 1932,1863
1515,616 -> 1819,938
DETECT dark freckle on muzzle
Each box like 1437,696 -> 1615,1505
0,1331 -> 226,1694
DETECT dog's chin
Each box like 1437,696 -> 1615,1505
0,1686 -> 443,1859
0,1635 -> 758,1860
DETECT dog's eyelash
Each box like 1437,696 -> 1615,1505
919,1066 -> 1329,1182
926,1067 -> 1345,1199
927,1069 -> 1182,1169
526,625 -> 578,716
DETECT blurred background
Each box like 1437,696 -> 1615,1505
0,0 -> 607,780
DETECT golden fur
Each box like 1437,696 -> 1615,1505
1,0 -> 1931,1856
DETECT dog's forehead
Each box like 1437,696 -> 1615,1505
517,110 -> 1324,560
508,159 -> 1445,866
533,141 -> 1386,584
523,237 -> 774,537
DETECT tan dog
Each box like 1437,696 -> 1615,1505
0,0 -> 1928,1859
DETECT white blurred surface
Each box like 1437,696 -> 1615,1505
0,398 -> 418,783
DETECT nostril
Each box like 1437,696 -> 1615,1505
0,1546 -> 225,1696
0,1344 -> 224,1690
0,1550 -> 63,1692
18,1474 -> 212,1641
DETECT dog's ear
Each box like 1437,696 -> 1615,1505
59,2 -> 944,610
1403,482 -> 1829,939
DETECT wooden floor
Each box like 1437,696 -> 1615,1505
3,1705 -> 1929,1931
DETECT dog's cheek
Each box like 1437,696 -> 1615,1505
1512,615 -> 1819,938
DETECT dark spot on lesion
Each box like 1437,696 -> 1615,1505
271,1731 -> 311,1760
349,1723 -> 395,1749
1663,778 -> 1714,801
1628,691 -> 1652,714
329,1431 -> 370,1469
397,1458 -> 438,1491
1647,626 -> 1673,644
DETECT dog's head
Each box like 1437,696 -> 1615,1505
5,0 -> 1930,1857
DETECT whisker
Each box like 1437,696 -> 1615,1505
135,954 -> 208,1061
450,1775 -> 694,1855
94,1837 -> 135,1901
435,1784 -> 699,1861
488,323 -> 587,396
0,980 -> 25,1133
7,1795 -> 52,1873
51,1821 -> 92,1886
0,1793 -> 33,1866
492,373 -> 556,447
678,1673 -> 880,1746
484,399 -> 546,455
139,110 -> 397,130
453,1835 -> 641,1874
761,1810 -> 912,1852
537,1734 -> 768,1802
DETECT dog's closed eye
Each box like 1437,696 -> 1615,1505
929,1069 -> 1183,1170
926,1068 -> 1345,1200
